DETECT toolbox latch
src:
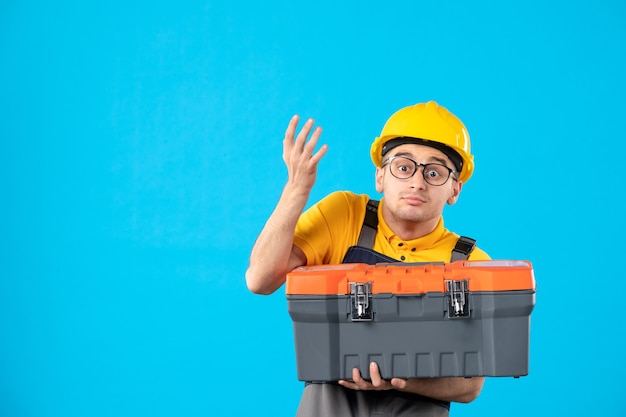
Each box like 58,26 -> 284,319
350,282 -> 373,321
445,279 -> 470,318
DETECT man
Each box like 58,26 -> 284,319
246,101 -> 490,416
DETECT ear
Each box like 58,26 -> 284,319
375,167 -> 384,193
447,180 -> 463,205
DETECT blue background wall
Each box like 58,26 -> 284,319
2,1 -> 625,416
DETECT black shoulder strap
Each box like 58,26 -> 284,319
357,199 -> 476,262
450,236 -> 476,262
356,199 -> 379,248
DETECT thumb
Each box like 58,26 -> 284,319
390,378 -> 408,390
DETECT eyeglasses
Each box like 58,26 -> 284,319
382,156 -> 457,186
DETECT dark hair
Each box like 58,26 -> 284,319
381,137 -> 463,173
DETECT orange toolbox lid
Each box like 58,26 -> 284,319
286,260 -> 535,295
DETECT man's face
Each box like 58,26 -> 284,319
375,143 -> 463,229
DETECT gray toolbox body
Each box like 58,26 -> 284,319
286,261 -> 536,382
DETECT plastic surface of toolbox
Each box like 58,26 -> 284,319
286,260 -> 535,381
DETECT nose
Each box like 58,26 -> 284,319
408,166 -> 427,189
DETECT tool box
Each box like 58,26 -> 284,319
286,260 -> 535,382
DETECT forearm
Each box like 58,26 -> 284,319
395,376 -> 485,403
245,184 -> 309,294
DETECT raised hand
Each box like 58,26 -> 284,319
282,115 -> 328,193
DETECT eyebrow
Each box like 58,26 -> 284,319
393,152 -> 450,167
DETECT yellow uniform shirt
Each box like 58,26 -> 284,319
294,191 -> 490,265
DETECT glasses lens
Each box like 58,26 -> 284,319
422,164 -> 450,185
390,157 -> 416,179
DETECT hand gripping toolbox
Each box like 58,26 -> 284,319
286,260 -> 535,382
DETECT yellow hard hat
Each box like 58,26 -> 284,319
371,101 -> 474,182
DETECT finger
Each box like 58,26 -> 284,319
310,143 -> 328,165
305,126 -> 327,165
283,115 -> 299,158
338,379 -> 359,390
369,362 -> 384,387
302,125 -> 323,156
390,378 -> 407,390
303,123 -> 321,146
338,371 -> 369,391
351,367 -> 375,390
294,118 -> 315,149
295,125 -> 327,168
283,114 -> 300,147
352,367 -> 364,383
285,114 -> 300,140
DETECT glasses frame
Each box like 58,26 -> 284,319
382,156 -> 458,186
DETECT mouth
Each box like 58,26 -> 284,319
402,195 -> 427,205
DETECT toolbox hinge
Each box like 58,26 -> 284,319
445,279 -> 471,318
350,282 -> 373,321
